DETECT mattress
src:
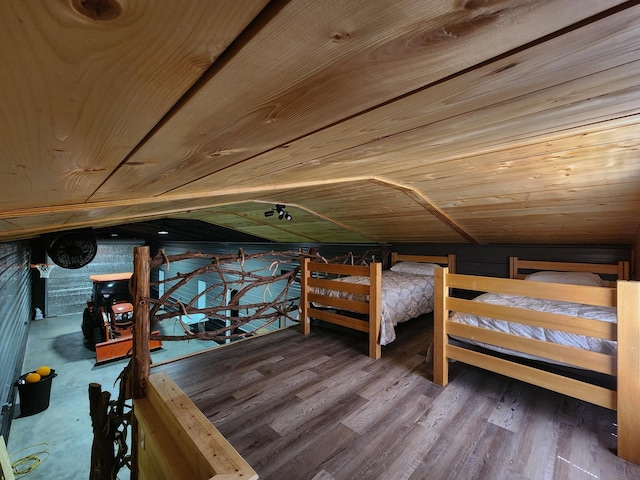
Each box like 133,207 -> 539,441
449,292 -> 617,364
313,270 -> 435,345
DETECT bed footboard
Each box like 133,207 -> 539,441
300,258 -> 382,359
433,266 -> 640,464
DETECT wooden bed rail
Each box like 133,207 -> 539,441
300,258 -> 382,359
510,257 -> 630,280
133,372 -> 258,480
433,266 -> 640,464
391,252 -> 456,273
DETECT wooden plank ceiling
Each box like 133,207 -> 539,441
1,0 -> 639,245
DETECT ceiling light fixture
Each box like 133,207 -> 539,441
264,204 -> 292,221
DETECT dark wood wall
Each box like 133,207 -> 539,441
389,243 -> 632,278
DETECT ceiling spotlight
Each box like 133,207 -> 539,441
264,204 -> 293,221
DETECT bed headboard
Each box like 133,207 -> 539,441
390,252 -> 456,273
509,257 -> 630,281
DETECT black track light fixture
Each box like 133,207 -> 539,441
264,204 -> 292,221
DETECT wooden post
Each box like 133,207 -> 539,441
300,257 -> 310,335
88,383 -> 115,480
132,245 -> 151,399
616,280 -> 640,464
447,254 -> 456,274
433,267 -> 449,386
369,262 -> 382,360
131,245 -> 151,480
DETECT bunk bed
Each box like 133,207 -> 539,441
432,257 -> 640,464
300,252 -> 455,359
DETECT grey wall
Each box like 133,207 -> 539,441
45,240 -> 144,317
0,241 -> 32,440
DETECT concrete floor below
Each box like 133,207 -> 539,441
6,313 -> 218,479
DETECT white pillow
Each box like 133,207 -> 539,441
389,262 -> 440,276
523,271 -> 604,287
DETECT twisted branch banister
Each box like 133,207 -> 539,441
90,246 -> 377,479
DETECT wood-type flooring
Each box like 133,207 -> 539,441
152,317 -> 640,480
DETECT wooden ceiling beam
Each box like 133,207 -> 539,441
373,178 -> 479,244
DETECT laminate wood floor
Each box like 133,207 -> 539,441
152,317 -> 640,480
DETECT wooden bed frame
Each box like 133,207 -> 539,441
433,257 -> 640,464
300,253 -> 455,359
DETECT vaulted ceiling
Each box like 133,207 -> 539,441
1,0 -> 639,245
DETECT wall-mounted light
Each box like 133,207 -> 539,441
264,204 -> 292,221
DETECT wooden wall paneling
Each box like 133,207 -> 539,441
0,0 -> 269,211
92,0 -> 623,201
0,2 -> 638,247
270,181 -> 469,243
183,204 -> 374,244
171,4 -> 640,194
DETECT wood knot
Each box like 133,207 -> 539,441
71,0 -> 123,21
463,0 -> 486,10
331,31 -> 351,43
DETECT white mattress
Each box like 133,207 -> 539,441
312,271 -> 435,345
449,292 -> 617,363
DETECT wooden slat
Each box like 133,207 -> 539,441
307,262 -> 372,277
446,322 -> 615,375
447,345 -> 617,410
446,273 -> 617,307
301,257 -> 384,359
390,253 -> 451,266
308,294 -> 369,315
308,277 -> 370,295
447,297 -> 617,340
308,308 -> 370,334
512,258 -> 628,278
